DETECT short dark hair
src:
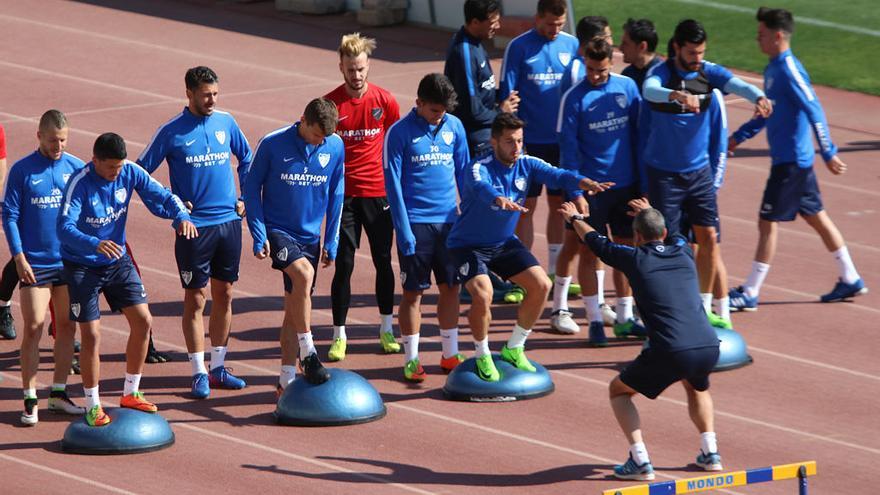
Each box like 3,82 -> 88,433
633,208 -> 666,240
491,112 -> 525,138
303,98 -> 339,136
576,16 -> 608,45
93,133 -> 127,160
417,73 -> 458,111
672,19 -> 707,47
757,7 -> 794,34
39,109 -> 68,132
537,0 -> 566,16
623,18 -> 658,52
464,0 -> 500,24
185,66 -> 219,91
585,38 -> 614,62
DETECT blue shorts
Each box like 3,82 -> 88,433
449,237 -> 540,285
63,254 -> 147,322
19,266 -> 67,288
574,185 -> 639,238
647,166 -> 718,236
467,128 -> 492,159
525,143 -> 562,198
175,219 -> 242,289
268,230 -> 319,294
620,345 -> 720,400
759,163 -> 824,221
399,223 -> 457,291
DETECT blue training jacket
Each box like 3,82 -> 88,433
559,55 -> 585,99
383,109 -> 470,256
444,27 -> 498,134
244,123 -> 345,259
3,151 -> 85,269
58,161 -> 191,267
732,50 -> 837,168
137,107 -> 253,227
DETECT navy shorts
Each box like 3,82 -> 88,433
467,128 -> 493,159
175,219 -> 242,289
399,223 -> 457,291
268,230 -> 320,294
620,345 -> 720,400
450,237 -> 540,285
574,185 -> 639,238
647,166 -> 718,236
759,163 -> 824,221
63,254 -> 147,323
20,266 -> 67,288
525,143 -> 562,198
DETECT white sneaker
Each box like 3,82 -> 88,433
48,391 -> 86,415
21,398 -> 38,426
550,309 -> 580,334
600,303 -> 617,327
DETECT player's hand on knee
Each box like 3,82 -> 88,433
177,220 -> 199,239
826,155 -> 846,175
96,240 -> 124,260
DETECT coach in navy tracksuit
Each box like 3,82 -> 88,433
560,200 -> 721,481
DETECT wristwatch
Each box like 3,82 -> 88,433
568,214 -> 586,224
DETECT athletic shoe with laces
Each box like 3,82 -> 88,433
500,345 -> 536,372
379,332 -> 401,353
145,337 -> 170,364
0,305 -> 15,340
191,373 -> 210,399
613,454 -> 655,481
475,354 -> 499,382
550,309 -> 580,334
301,352 -> 330,384
328,337 -> 347,361
439,353 -> 465,373
706,312 -> 732,329
695,451 -> 723,471
613,318 -> 648,338
69,356 -> 81,375
587,321 -> 608,347
48,390 -> 86,415
503,285 -> 526,304
120,391 -> 157,413
403,359 -> 427,382
820,278 -> 868,302
728,286 -> 758,312
600,303 -> 617,327
85,404 -> 111,427
21,398 -> 38,426
209,366 -> 247,389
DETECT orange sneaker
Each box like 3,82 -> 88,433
440,353 -> 466,373
120,391 -> 157,413
403,359 -> 426,382
85,405 -> 111,427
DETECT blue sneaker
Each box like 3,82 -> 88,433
209,366 -> 247,389
820,278 -> 868,303
191,373 -> 209,399
728,286 -> 758,312
613,454 -> 655,481
695,451 -> 723,471
613,318 -> 647,338
587,321 -> 608,347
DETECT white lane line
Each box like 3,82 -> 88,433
727,159 -> 880,198
748,346 -> 880,382
726,275 -> 880,316
0,453 -> 139,494
719,214 -> 880,253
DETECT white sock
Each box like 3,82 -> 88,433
713,296 -> 730,320
403,333 -> 419,362
832,246 -> 860,284
743,261 -> 770,297
51,383 -> 66,392
616,297 -> 634,323
0,299 -> 11,307
188,352 -> 208,376
596,270 -> 606,305
506,324 -> 531,349
123,373 -> 141,396
440,328 -> 459,358
333,325 -> 346,340
84,386 -> 100,409
700,431 -> 718,455
553,275 -> 572,311
474,337 -> 490,358
630,442 -> 650,465
210,346 -> 227,371
701,293 -> 713,314
547,243 -> 562,276
279,365 -> 297,389
379,314 -> 393,335
583,295 -> 602,323
298,332 -> 316,360
24,388 -> 37,399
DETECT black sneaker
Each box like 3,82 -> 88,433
301,352 -> 330,385
73,339 -> 81,353
0,306 -> 15,340
145,335 -> 170,364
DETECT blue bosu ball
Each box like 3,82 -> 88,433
61,408 -> 175,455
714,327 -> 754,371
275,368 -> 386,426
443,353 -> 555,402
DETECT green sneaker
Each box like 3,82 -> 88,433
475,354 -> 500,382
568,282 -> 582,297
380,332 -> 401,353
403,359 -> 426,382
707,312 -> 732,329
613,319 -> 648,339
85,404 -> 111,427
500,345 -> 536,372
328,337 -> 347,361
503,286 -> 526,304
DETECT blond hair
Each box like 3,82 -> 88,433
338,32 -> 376,59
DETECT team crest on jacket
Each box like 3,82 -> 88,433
371,107 -> 383,121
318,153 -> 331,168
441,131 -> 454,146
215,130 -> 226,145
558,52 -> 572,67
115,188 -> 127,203
616,94 -> 627,109
515,177 -> 527,191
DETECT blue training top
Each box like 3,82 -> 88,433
244,123 -> 345,260
3,151 -> 85,269
137,107 -> 253,227
559,55 -> 585,99
383,109 -> 470,256
444,27 -> 499,134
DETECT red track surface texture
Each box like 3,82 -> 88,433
0,1 -> 877,494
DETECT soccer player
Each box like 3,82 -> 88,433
554,39 -> 645,344
3,110 -> 84,425
384,73 -> 470,381
245,98 -> 344,392
325,33 -> 400,360
560,201 -> 722,480
619,18 -> 663,91
138,66 -> 253,399
59,133 -> 195,427
447,113 -> 611,382
727,7 -> 867,308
